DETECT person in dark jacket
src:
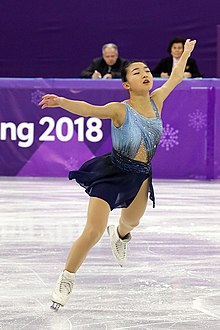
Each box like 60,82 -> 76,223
80,43 -> 128,79
152,37 -> 202,78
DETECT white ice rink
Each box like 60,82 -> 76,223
0,177 -> 220,330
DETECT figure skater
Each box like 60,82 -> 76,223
39,39 -> 196,311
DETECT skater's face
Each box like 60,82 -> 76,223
122,62 -> 153,93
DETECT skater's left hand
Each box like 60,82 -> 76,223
184,39 -> 196,54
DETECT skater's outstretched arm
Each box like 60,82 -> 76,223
151,39 -> 196,105
39,94 -> 125,123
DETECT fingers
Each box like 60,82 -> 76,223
189,40 -> 196,45
38,94 -> 57,108
38,97 -> 48,106
185,39 -> 197,45
41,94 -> 56,100
184,39 -> 196,53
38,101 -> 48,109
38,99 -> 45,106
93,71 -> 102,79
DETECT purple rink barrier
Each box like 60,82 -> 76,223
0,78 -> 219,179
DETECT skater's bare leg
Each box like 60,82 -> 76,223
118,179 -> 149,238
107,179 -> 149,266
65,197 -> 111,273
51,197 -> 110,310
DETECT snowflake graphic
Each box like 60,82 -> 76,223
64,156 -> 79,170
31,90 -> 45,105
160,124 -> 179,151
188,109 -> 206,132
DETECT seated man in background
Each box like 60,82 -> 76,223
152,37 -> 202,78
80,43 -> 128,79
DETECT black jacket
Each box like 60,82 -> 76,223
80,57 -> 128,79
152,56 -> 203,78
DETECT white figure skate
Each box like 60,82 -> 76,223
107,225 -> 131,267
50,270 -> 75,311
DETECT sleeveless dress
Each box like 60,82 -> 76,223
69,99 -> 163,210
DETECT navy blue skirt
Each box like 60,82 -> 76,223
69,149 -> 155,210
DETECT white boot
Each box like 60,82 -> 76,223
107,225 -> 131,267
51,270 -> 75,311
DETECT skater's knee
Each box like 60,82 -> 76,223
82,226 -> 104,245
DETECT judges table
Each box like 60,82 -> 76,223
0,78 -> 219,179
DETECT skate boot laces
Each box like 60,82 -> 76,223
115,239 -> 127,259
59,276 -> 74,295
107,225 -> 131,267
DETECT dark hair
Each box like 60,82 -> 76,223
167,37 -> 185,54
121,60 -> 148,82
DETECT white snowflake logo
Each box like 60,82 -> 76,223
188,109 -> 206,132
64,157 -> 79,170
160,124 -> 179,151
31,90 -> 45,105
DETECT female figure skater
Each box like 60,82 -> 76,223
39,39 -> 196,311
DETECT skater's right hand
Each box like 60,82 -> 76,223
39,94 -> 63,109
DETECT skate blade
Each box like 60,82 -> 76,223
50,301 -> 62,311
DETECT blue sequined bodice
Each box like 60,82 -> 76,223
111,99 -> 163,163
